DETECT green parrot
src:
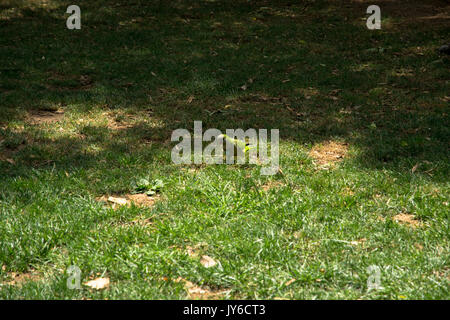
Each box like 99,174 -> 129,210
219,134 -> 256,153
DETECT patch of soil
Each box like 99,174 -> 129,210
0,140 -> 26,165
393,213 -> 422,228
46,72 -> 94,91
309,141 -> 349,166
127,193 -> 157,207
3,270 -> 41,287
97,193 -> 157,209
28,109 -> 64,124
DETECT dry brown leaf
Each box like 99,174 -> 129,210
84,277 -> 110,290
200,255 -> 217,268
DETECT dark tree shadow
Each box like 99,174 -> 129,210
1,0 -> 449,182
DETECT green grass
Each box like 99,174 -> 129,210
0,0 -> 449,299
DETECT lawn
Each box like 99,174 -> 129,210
0,0 -> 448,299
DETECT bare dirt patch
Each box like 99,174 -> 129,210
97,193 -> 157,209
340,187 -> 355,196
46,72 -> 94,91
127,193 -> 157,207
0,136 -> 26,165
2,270 -> 41,287
175,277 -> 230,300
309,141 -> 349,166
393,213 -> 422,228
261,180 -> 284,192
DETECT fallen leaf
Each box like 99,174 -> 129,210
84,277 -> 110,290
411,163 -> 419,173
200,255 -> 217,268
